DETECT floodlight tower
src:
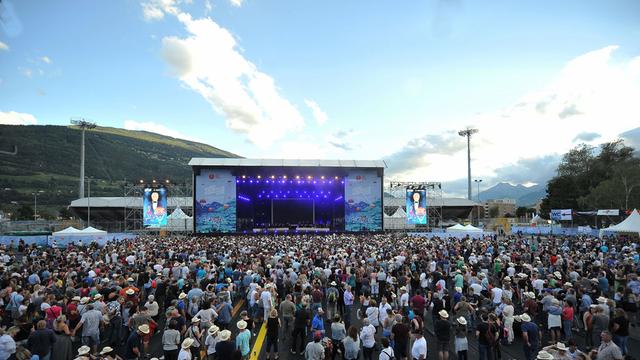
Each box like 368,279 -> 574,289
458,128 -> 478,200
71,118 -> 97,199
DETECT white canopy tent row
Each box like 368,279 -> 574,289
600,209 -> 640,237
52,226 -> 82,236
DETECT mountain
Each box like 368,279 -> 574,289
0,125 -> 239,217
479,182 -> 546,207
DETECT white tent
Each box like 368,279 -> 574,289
600,209 -> 640,236
446,224 -> 467,232
530,214 -> 546,224
463,224 -> 483,232
167,207 -> 193,231
52,226 -> 83,236
80,226 -> 107,236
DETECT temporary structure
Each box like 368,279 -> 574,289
446,224 -> 467,232
463,224 -> 483,232
167,207 -> 193,231
600,209 -> 640,236
52,227 -> 83,236
79,227 -> 107,236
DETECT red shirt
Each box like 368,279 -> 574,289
561,306 -> 574,321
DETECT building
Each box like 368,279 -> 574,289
484,198 -> 517,218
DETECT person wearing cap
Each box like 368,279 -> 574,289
72,303 -> 103,355
540,342 -> 571,360
435,310 -> 451,360
304,331 -> 325,360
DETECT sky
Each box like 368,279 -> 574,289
1,0 -> 640,196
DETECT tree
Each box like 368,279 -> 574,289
516,207 -> 528,218
58,207 -> 74,220
14,205 -> 34,220
489,206 -> 499,218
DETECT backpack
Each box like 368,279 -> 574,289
328,291 -> 337,303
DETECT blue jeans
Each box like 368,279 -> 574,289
613,335 -> 628,355
562,319 -> 572,339
523,343 -> 537,360
478,344 -> 493,360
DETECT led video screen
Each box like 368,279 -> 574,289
406,188 -> 427,224
143,187 -> 168,227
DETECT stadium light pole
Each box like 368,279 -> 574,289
70,118 -> 97,199
458,128 -> 478,200
87,177 -> 92,228
32,190 -> 44,220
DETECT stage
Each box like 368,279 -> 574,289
189,159 -> 385,234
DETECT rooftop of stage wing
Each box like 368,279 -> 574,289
188,158 -> 387,169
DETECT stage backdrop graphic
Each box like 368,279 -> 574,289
195,169 -> 236,233
143,187 -> 168,227
406,189 -> 427,224
345,169 -> 382,231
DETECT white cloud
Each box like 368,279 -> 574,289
141,0 -> 180,21
0,41 -> 8,51
304,99 -> 328,125
0,111 -> 37,125
204,0 -> 213,14
18,67 -> 33,78
40,56 -> 51,64
384,45 -> 640,187
157,10 -> 304,146
229,0 -> 243,7
123,119 -> 202,143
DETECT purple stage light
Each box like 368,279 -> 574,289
334,196 -> 343,201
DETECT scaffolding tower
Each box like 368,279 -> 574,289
123,180 -> 192,233
386,181 -> 444,229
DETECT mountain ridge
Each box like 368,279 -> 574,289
479,182 -> 546,207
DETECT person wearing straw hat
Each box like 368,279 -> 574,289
98,346 -> 119,360
519,313 -> 540,360
214,330 -> 234,360
235,320 -> 251,360
184,318 -> 202,360
77,346 -> 91,358
179,338 -> 195,360
124,325 -> 148,360
535,350 -> 553,360
454,317 -> 468,360
204,325 -> 220,360
435,310 -> 451,360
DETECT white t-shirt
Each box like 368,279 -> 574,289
411,337 -> 427,360
205,334 -> 218,355
470,283 -> 483,296
379,347 -> 395,360
260,290 -> 272,308
178,348 -> 192,360
126,255 -> 136,265
491,287 -> 503,304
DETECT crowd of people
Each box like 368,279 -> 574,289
0,232 -> 638,360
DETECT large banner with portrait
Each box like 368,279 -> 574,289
344,169 -> 382,232
195,169 -> 236,233
143,187 -> 168,227
406,188 -> 427,224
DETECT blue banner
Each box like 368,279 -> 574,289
195,169 -> 237,233
345,169 -> 382,231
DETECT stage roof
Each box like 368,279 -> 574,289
189,158 -> 386,168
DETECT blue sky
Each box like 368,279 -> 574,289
1,0 -> 640,195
